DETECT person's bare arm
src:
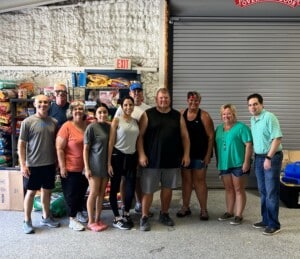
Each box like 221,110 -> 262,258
108,118 -> 118,176
264,137 -> 282,170
18,139 -> 29,178
243,142 -> 253,173
137,112 -> 148,167
83,143 -> 92,179
56,136 -> 67,177
201,111 -> 215,165
180,114 -> 190,167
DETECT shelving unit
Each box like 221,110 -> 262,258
10,99 -> 34,167
83,69 -> 140,117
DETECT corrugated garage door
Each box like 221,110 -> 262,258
170,20 -> 300,188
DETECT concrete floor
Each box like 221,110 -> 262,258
1,189 -> 300,259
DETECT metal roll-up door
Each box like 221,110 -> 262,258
170,20 -> 300,188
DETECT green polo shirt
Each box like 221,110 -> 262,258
250,109 -> 283,154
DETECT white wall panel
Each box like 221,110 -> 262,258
0,0 -> 160,103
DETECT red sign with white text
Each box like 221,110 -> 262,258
235,0 -> 300,8
115,58 -> 131,70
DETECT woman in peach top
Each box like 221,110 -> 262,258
56,101 -> 88,231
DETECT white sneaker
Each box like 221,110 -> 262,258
69,218 -> 85,231
76,211 -> 88,223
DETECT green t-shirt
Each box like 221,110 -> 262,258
215,121 -> 252,170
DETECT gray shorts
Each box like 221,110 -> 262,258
141,168 -> 180,194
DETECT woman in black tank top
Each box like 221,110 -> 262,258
177,91 -> 214,220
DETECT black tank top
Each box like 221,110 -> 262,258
144,107 -> 182,168
183,108 -> 208,160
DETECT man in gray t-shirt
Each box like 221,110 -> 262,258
18,94 -> 60,234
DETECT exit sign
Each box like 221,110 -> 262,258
115,58 -> 131,70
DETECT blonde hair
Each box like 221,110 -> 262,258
155,87 -> 170,98
220,104 -> 237,121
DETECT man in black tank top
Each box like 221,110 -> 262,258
137,88 -> 190,231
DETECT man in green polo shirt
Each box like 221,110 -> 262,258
247,93 -> 283,236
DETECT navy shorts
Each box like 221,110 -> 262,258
184,159 -> 207,170
24,164 -> 56,190
219,166 -> 250,177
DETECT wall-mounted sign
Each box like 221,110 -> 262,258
235,0 -> 300,8
115,58 -> 132,70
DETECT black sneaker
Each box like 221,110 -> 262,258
230,216 -> 243,225
112,218 -> 131,230
263,227 -> 281,236
123,215 -> 134,228
159,212 -> 175,226
253,221 -> 267,229
140,216 -> 151,231
218,212 -> 234,221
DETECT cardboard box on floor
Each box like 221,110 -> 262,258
0,169 -> 24,211
282,150 -> 300,170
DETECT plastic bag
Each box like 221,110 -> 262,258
33,192 -> 67,217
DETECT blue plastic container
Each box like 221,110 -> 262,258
284,162 -> 300,179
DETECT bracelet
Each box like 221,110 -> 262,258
266,156 -> 272,160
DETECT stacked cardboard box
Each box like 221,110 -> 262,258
0,169 -> 23,211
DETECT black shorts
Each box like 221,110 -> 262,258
24,164 -> 56,190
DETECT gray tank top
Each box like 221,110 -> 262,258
114,116 -> 139,154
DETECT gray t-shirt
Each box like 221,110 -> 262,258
19,115 -> 58,167
84,122 -> 110,177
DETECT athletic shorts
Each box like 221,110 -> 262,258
141,168 -> 180,194
24,164 -> 56,190
219,166 -> 250,177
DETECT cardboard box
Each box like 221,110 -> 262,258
282,150 -> 300,170
0,169 -> 24,211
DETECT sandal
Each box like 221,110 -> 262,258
97,221 -> 108,231
176,207 -> 192,218
87,223 -> 105,232
200,210 -> 209,221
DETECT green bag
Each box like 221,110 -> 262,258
33,192 -> 67,218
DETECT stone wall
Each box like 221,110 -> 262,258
0,0 -> 161,105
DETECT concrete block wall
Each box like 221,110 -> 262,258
0,0 -> 161,105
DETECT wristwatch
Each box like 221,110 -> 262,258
266,156 -> 272,160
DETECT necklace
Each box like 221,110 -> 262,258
222,133 -> 226,150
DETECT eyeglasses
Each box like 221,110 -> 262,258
55,90 -> 67,96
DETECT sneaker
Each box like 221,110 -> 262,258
40,216 -> 60,228
134,204 -> 154,218
69,218 -> 85,231
112,218 -> 131,230
253,221 -> 267,229
218,212 -> 234,221
123,215 -> 134,228
263,227 -> 281,235
159,212 -> 175,226
134,203 -> 142,214
230,216 -> 243,225
140,216 -> 151,231
23,220 -> 35,234
76,211 -> 88,223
